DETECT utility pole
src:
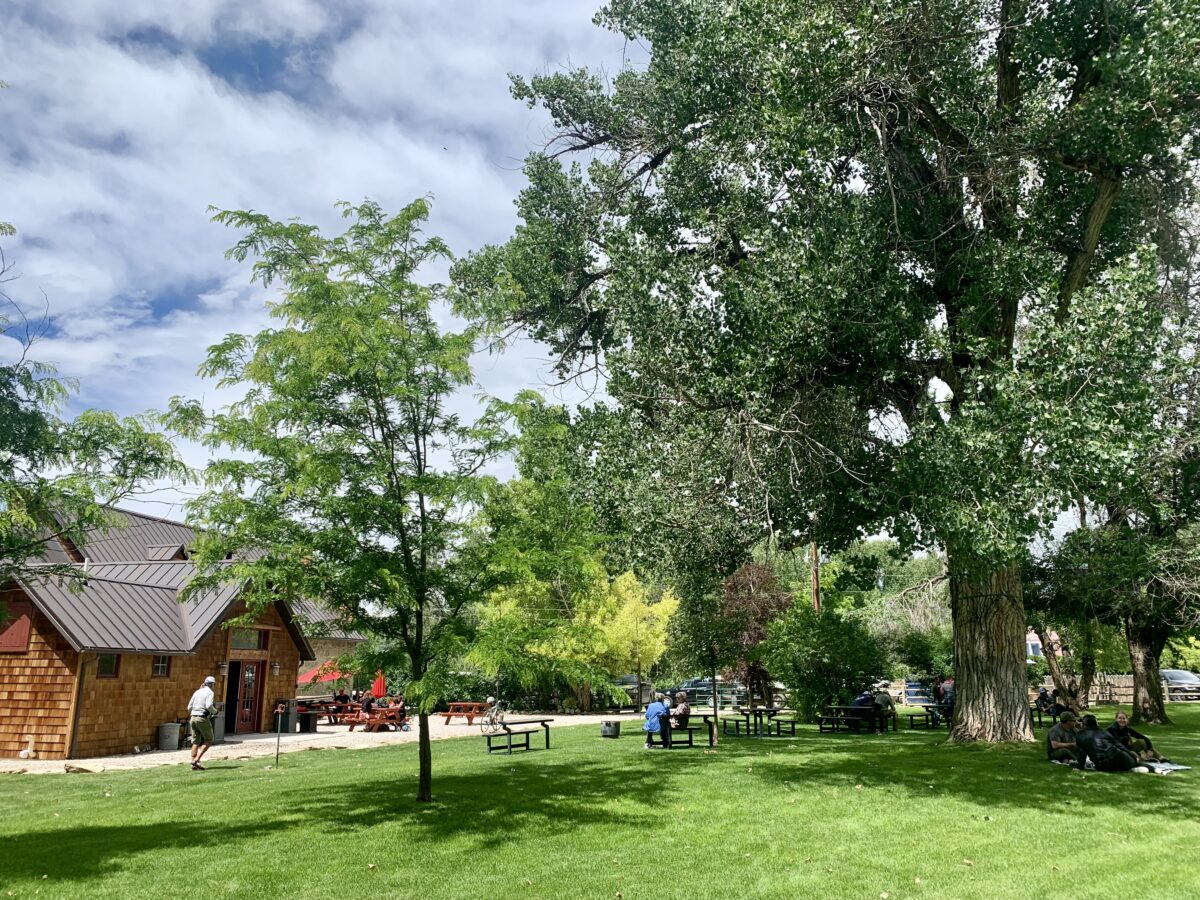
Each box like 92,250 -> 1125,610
811,541 -> 821,612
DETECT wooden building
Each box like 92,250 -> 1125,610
0,508 -> 313,760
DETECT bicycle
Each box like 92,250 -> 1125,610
479,698 -> 506,735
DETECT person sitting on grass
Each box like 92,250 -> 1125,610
644,693 -> 669,749
1074,714 -> 1148,773
1108,712 -> 1165,762
1046,710 -> 1079,763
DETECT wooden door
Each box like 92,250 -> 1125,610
235,661 -> 263,733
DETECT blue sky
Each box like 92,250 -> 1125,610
0,0 -> 635,515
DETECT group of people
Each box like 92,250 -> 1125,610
642,691 -> 690,748
1046,710 -> 1171,774
345,690 -> 408,729
850,680 -> 898,732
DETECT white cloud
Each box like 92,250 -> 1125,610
1,1 -> 625,515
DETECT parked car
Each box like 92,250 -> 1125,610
1162,669 -> 1200,700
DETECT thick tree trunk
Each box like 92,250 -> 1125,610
416,711 -> 432,802
1077,651 -> 1095,709
1125,616 -> 1171,726
949,562 -> 1035,742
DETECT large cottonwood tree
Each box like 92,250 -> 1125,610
456,0 -> 1200,740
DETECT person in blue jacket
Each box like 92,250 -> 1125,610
644,693 -> 669,749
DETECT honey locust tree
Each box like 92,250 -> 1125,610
455,0 -> 1200,741
168,200 -> 510,802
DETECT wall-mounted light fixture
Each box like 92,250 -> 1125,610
217,660 -> 229,676
270,661 -> 281,677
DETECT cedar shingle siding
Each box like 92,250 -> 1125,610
0,508 -> 315,759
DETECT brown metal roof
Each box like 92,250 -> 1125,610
21,575 -> 192,653
289,597 -> 366,642
70,508 -> 198,564
14,507 -> 316,659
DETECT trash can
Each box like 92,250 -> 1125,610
600,720 -> 621,739
157,722 -> 182,752
274,698 -> 297,733
211,702 -> 226,744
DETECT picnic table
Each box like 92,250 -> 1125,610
725,706 -> 786,736
443,701 -> 491,726
350,707 -> 408,733
820,704 -> 897,733
485,717 -> 554,754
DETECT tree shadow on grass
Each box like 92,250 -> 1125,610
0,820 -> 287,884
713,723 -> 1200,820
272,756 -> 672,849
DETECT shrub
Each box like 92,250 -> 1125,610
763,606 -> 891,721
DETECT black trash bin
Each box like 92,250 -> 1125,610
274,698 -> 298,733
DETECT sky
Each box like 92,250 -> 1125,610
0,0 -> 636,518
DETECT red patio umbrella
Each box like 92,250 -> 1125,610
372,671 -> 388,697
296,664 -> 350,685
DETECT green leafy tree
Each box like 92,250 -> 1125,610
593,571 -> 678,703
763,606 -> 891,721
455,0 -> 1200,741
1,237 -> 183,593
167,200 -> 509,802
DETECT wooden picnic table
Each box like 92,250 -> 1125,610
350,707 -> 408,733
443,701 -> 491,726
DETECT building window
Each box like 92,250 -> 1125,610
151,655 -> 171,677
231,628 -> 268,651
97,653 -> 121,678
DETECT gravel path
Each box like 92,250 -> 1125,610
0,712 -> 644,775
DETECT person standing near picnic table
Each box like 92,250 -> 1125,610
872,681 -> 895,733
1046,710 -> 1079,762
186,675 -> 218,771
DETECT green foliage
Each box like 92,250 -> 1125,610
763,606 -> 891,721
166,199 -> 511,801
1,243 -> 184,594
1163,636 -> 1200,672
893,625 -> 955,684
454,1 -> 1200,737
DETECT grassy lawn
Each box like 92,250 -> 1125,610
2,706 -> 1199,900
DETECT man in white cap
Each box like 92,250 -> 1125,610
186,675 -> 218,770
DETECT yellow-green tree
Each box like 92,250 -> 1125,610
592,572 -> 678,709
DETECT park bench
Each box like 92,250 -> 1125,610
649,724 -> 701,748
485,717 -> 553,755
